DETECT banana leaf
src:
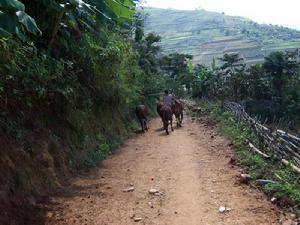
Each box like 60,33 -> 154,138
0,0 -> 24,12
0,27 -> 12,37
38,0 -> 65,11
0,12 -> 18,34
16,11 -> 42,35
105,0 -> 134,20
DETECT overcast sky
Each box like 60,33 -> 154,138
140,0 -> 300,30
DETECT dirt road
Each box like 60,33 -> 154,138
45,116 -> 283,225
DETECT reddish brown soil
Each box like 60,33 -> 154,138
43,116 -> 285,225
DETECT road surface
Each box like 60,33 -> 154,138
45,116 -> 283,225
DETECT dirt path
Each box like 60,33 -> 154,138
45,116 -> 283,225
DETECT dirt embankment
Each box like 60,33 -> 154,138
0,134 -> 71,225
41,116 -> 294,225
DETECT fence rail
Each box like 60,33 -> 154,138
223,101 -> 300,169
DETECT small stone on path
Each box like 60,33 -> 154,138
134,217 -> 142,222
219,206 -> 226,213
149,188 -> 159,194
219,206 -> 232,213
239,173 -> 252,184
123,186 -> 135,192
271,197 -> 277,203
46,212 -> 53,218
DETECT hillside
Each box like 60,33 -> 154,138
143,7 -> 300,65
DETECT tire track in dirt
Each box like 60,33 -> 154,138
45,116 -> 282,225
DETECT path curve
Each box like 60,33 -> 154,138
45,116 -> 282,225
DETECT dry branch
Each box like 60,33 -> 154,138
249,143 -> 270,159
281,159 -> 300,174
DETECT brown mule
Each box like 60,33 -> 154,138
160,105 -> 173,135
135,105 -> 149,132
172,100 -> 184,127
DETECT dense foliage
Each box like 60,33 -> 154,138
162,49 -> 300,131
159,52 -> 193,96
0,3 -> 176,219
0,1 -> 167,169
0,0 -> 136,41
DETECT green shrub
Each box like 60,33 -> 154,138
82,143 -> 111,168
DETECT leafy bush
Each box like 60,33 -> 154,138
82,143 -> 109,168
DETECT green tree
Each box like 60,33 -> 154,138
190,64 -> 213,98
219,53 -> 245,101
0,0 -> 138,46
264,51 -> 299,100
160,53 -> 193,96
246,64 -> 271,100
132,18 -> 165,102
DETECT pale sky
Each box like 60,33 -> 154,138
140,0 -> 300,30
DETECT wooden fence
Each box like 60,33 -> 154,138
223,101 -> 300,171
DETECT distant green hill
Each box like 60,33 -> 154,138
143,7 -> 300,65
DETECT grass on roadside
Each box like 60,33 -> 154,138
187,100 -> 300,213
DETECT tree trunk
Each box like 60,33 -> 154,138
47,11 -> 64,50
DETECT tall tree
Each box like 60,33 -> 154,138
219,53 -> 245,101
264,51 -> 299,100
159,53 -> 193,96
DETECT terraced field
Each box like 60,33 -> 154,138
143,7 -> 300,65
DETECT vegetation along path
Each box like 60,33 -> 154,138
45,116 -> 284,225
